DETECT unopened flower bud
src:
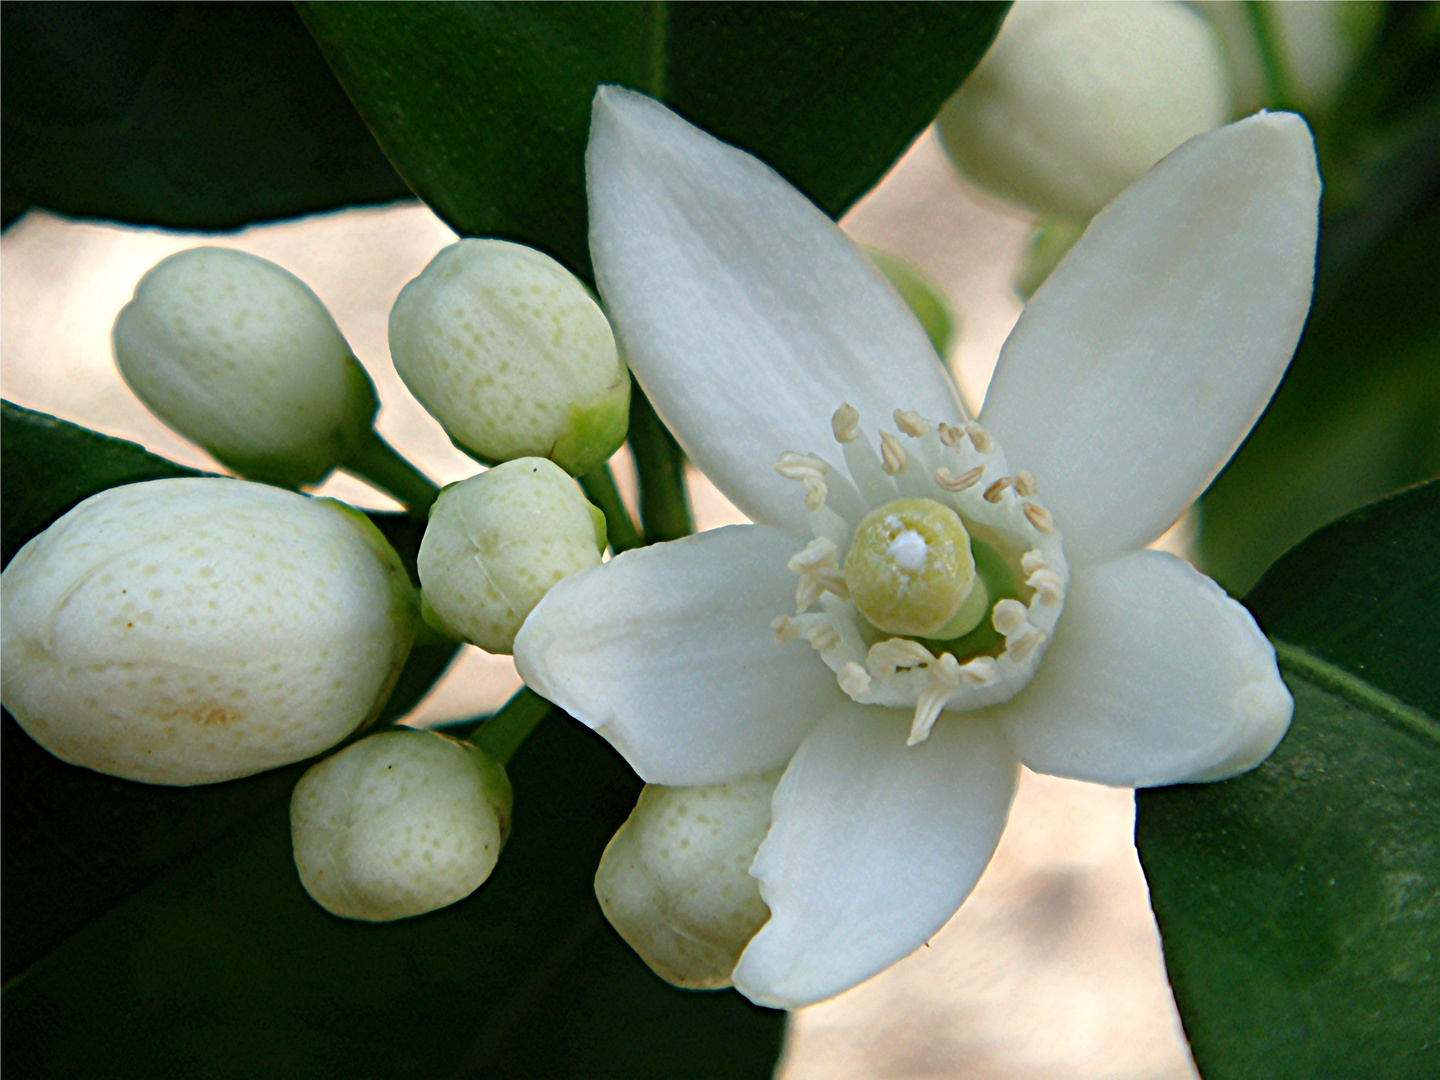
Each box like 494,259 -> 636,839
938,1 -> 1231,220
0,478 -> 417,785
113,248 -> 378,487
418,457 -> 604,654
595,773 -> 778,990
389,239 -> 630,475
290,728 -> 512,921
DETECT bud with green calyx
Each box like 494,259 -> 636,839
389,239 -> 631,476
595,773 -> 778,990
938,1 -> 1231,221
290,728 -> 513,922
418,457 -> 606,654
865,249 -> 956,358
0,478 -> 419,785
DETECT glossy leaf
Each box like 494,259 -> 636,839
1137,481 -> 1440,1079
300,1 -> 1007,278
1,2 -> 410,230
2,716 -> 785,1078
0,403 -> 458,981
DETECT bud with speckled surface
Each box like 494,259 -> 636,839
113,248 -> 378,487
595,773 -> 778,990
291,728 -> 512,922
389,239 -> 630,476
0,478 -> 418,785
417,457 -> 605,654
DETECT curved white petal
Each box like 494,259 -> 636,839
513,525 -> 842,785
993,550 -> 1292,787
733,702 -> 1017,1008
588,86 -> 964,535
981,112 -> 1320,564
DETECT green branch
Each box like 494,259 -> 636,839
579,463 -> 643,554
628,383 -> 692,544
465,687 -> 553,766
342,429 -> 440,518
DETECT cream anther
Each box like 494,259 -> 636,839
804,622 -> 841,652
773,452 -> 830,480
1008,626 -> 1046,663
992,598 -> 1028,636
879,431 -> 908,475
935,465 -> 984,493
803,476 -> 828,511
787,538 -> 848,612
1023,502 -> 1057,534
937,422 -> 965,449
1021,549 -> 1048,576
887,530 -> 928,572
893,409 -> 929,438
867,637 -> 936,679
771,616 -> 802,644
831,403 -> 861,443
908,690 -> 949,746
838,662 -> 872,698
1015,470 -> 1039,497
965,421 -> 995,453
1028,569 -> 1064,606
983,477 -> 1013,503
959,656 -> 998,684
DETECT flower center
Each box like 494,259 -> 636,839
771,404 -> 1070,745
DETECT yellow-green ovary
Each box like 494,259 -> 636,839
843,498 -> 976,637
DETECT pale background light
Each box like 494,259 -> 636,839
1,125 -> 1197,1080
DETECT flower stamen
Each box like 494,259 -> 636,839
879,431 -> 908,475
965,421 -> 995,454
983,476 -> 1013,503
831,403 -> 861,443
1023,502 -> 1057,534
893,409 -> 930,438
934,464 -> 984,492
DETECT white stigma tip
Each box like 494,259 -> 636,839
935,464 -> 984,493
983,476 -> 1013,503
992,598 -> 1028,636
1015,470 -> 1039,497
965,421 -> 995,454
879,431 -> 908,475
831,403 -> 861,443
887,529 -> 928,572
893,409 -> 929,438
1023,502 -> 1056,534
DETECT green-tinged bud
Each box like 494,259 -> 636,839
389,239 -> 630,475
113,248 -> 378,487
844,497 -> 977,638
0,478 -> 418,785
290,729 -> 512,922
595,774 -> 778,990
418,457 -> 604,654
938,1 -> 1231,220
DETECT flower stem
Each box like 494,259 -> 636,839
341,429 -> 440,518
466,687 -> 553,765
628,383 -> 693,544
1244,1 -> 1298,111
580,463 -> 643,554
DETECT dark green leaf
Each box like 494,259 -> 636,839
300,1 -> 1007,278
0,404 -> 458,981
1,401 -> 200,568
2,716 -> 784,1078
2,2 -> 411,230
1137,481 -> 1440,1079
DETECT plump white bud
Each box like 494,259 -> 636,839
0,478 -> 418,785
417,457 -> 604,654
594,773 -> 778,990
389,239 -> 630,476
113,248 -> 378,487
938,1 -> 1232,220
290,728 -> 512,921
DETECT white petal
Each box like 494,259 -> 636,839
733,702 -> 1017,1008
993,550 -> 1292,787
980,112 -> 1320,564
588,86 -> 964,535
513,525 -> 841,785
